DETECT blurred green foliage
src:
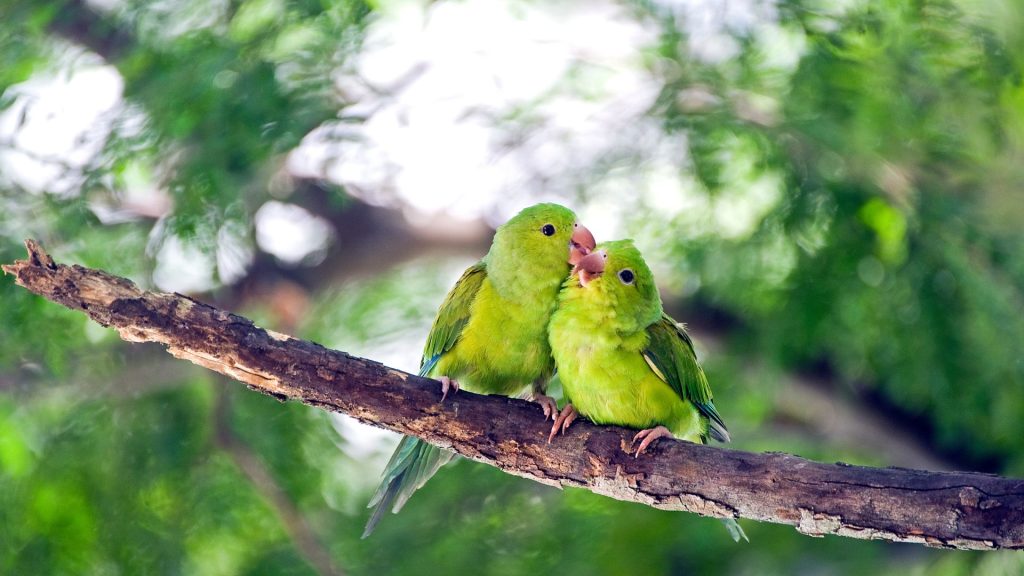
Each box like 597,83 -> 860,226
638,0 -> 1024,472
2,0 -> 1024,574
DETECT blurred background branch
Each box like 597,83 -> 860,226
45,0 -> 136,62
213,387 -> 345,576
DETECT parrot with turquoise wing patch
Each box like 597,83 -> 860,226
547,239 -> 746,541
363,203 -> 596,537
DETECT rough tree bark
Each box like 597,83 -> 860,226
5,240 -> 1023,551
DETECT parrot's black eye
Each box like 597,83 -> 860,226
618,269 -> 635,285
541,224 -> 556,236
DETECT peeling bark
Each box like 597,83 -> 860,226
5,239 -> 1024,551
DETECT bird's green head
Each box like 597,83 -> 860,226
486,203 -> 596,285
567,239 -> 662,332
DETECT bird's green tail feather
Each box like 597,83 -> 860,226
720,518 -> 748,542
362,435 -> 454,538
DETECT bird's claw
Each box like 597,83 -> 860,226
530,393 -> 559,421
439,376 -> 460,402
547,404 -> 577,443
631,426 -> 673,457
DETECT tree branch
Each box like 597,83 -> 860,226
4,239 -> 1024,551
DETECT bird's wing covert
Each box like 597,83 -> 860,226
419,261 -> 488,376
642,314 -> 729,440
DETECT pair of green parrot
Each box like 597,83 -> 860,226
363,203 -> 742,540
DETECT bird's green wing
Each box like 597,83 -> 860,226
419,261 -> 487,376
363,263 -> 486,538
642,314 -> 730,443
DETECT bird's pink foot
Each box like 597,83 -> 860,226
547,404 -> 577,443
530,392 -> 559,421
439,376 -> 460,402
632,426 -> 673,457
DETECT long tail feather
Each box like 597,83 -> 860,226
362,475 -> 401,538
363,435 -> 454,538
720,518 -> 748,542
707,419 -> 731,443
697,401 -> 730,443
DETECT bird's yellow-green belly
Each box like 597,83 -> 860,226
432,284 -> 554,396
557,346 -> 702,441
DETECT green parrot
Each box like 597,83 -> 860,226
363,203 -> 596,538
547,239 -> 746,541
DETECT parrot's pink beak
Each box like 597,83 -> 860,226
574,250 -> 607,287
568,223 -> 596,266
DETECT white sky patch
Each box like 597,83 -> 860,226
330,413 -> 401,465
152,234 -> 217,293
578,169 -> 646,242
654,0 -> 779,63
85,0 -> 122,11
643,162 -> 693,216
290,0 -> 663,220
286,0 -> 800,242
754,21 -> 808,72
216,220 -> 255,284
0,57 -> 123,195
254,200 -> 334,265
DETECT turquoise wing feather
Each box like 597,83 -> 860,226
363,262 -> 487,538
642,314 -> 730,443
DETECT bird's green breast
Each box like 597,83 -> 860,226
549,296 -> 704,442
432,276 -> 557,396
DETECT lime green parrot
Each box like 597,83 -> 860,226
546,239 -> 746,541
363,203 -> 596,537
